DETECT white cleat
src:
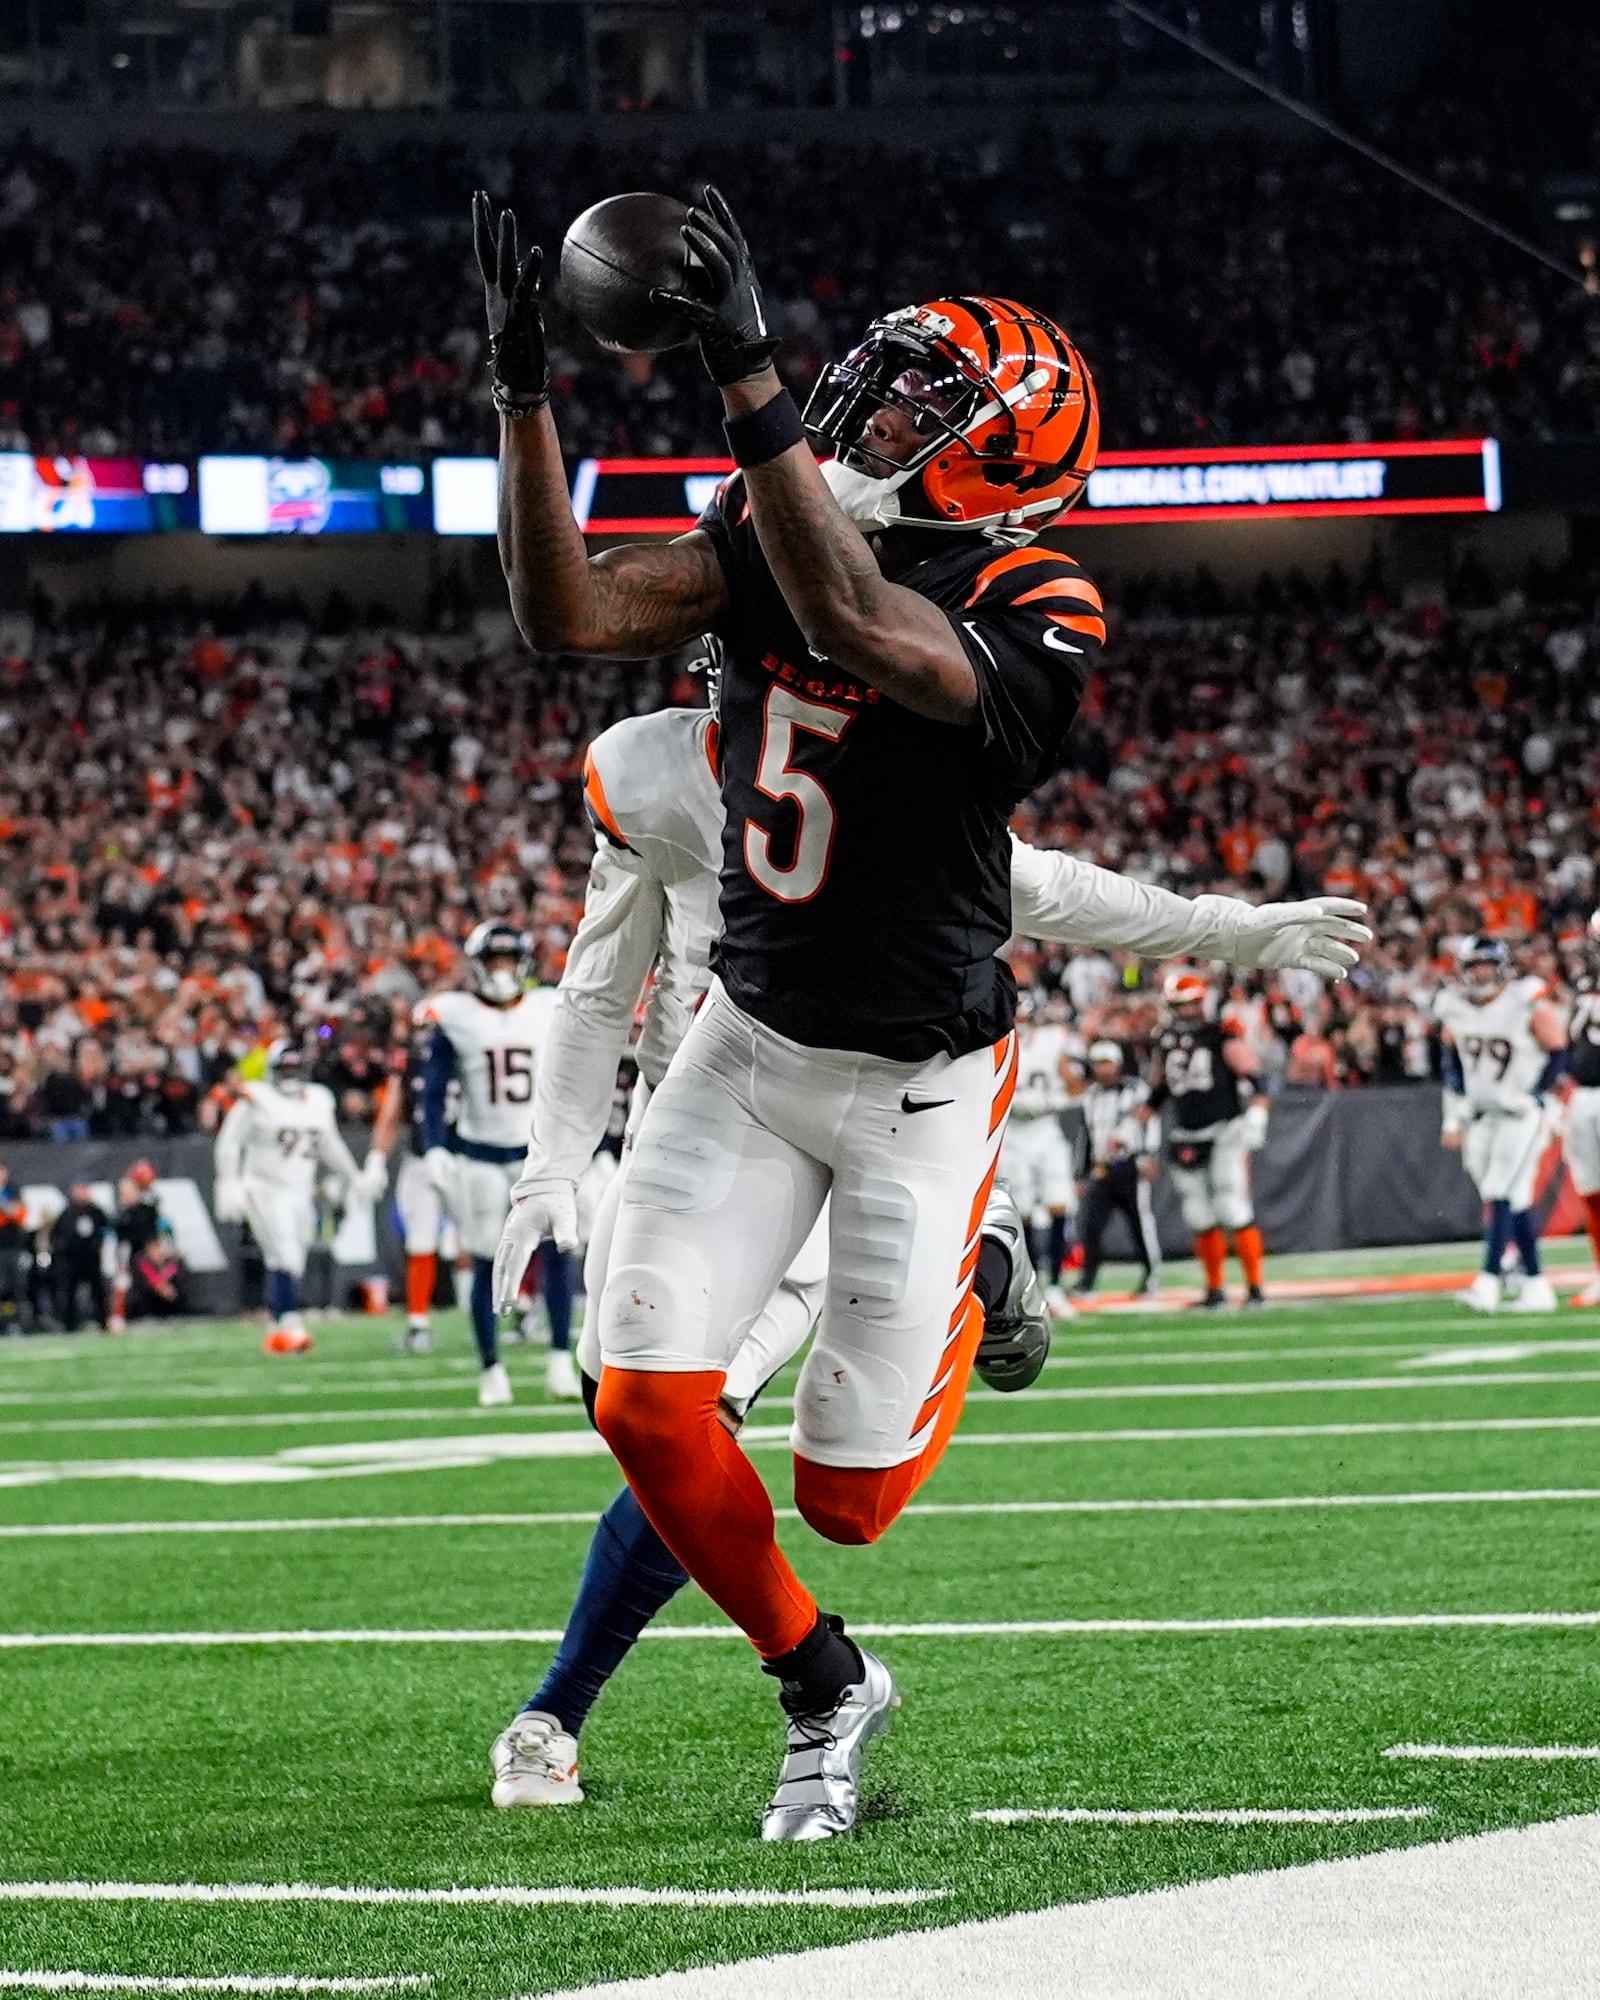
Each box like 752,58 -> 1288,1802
478,1361 -> 513,1407
1573,1275 -> 1600,1309
401,1320 -> 433,1354
761,1649 -> 899,1842
1460,1271 -> 1501,1314
490,1710 -> 583,1808
545,1347 -> 583,1401
1505,1274 -> 1558,1314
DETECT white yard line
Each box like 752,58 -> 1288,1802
0,1882 -> 943,1912
986,1370 -> 1600,1402
944,1415 -> 1600,1446
0,1375 -> 480,1408
8,1413 -> 1600,1490
3,1366 -> 1592,1443
1384,1743 -> 1600,1762
972,1807 -> 1432,1826
0,1978 -> 428,1994
3,1612 -> 1597,1648
0,1407 -> 582,1437
7,1487 -> 1600,1539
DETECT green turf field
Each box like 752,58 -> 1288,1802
3,1253 -> 1600,1995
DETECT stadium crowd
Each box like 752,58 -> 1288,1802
1,555 -> 1595,1139
0,111 -> 1596,466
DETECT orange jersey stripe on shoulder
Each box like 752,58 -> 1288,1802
1047,610 -> 1108,643
582,750 -> 628,848
963,547 -> 1063,608
1012,575 -> 1105,614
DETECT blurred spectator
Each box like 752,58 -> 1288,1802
0,119 -> 1594,464
49,1180 -> 112,1331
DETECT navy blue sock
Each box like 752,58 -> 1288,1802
1045,1213 -> 1069,1283
1484,1200 -> 1514,1275
469,1257 -> 499,1367
1511,1209 -> 1542,1277
539,1239 -> 574,1353
265,1269 -> 298,1319
525,1485 -> 689,1738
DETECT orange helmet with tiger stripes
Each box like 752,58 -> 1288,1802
804,296 -> 1099,539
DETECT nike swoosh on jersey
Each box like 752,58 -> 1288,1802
900,1094 -> 955,1114
1041,627 -> 1084,654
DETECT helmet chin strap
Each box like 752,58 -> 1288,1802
822,366 -> 1055,536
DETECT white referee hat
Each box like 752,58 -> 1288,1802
1087,1040 -> 1123,1066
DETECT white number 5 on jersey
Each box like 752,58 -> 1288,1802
744,686 -> 855,904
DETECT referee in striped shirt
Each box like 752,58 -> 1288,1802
1072,1041 -> 1163,1298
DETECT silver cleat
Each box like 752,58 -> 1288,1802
761,1649 -> 899,1842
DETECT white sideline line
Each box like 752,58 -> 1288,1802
0,1407 -> 579,1437
4,1368 -> 1596,1439
945,1415 -> 1600,1446
972,1807 -> 1433,1826
0,1978 -> 428,1994
4,1612 -> 1598,1648
8,1488 -> 1600,1539
0,1881 -> 943,1912
1384,1743 -> 1600,1762
989,1370 -> 1600,1402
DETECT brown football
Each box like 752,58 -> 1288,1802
559,192 -> 698,354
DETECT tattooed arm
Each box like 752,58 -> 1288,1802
497,409 -> 726,656
721,368 -> 977,723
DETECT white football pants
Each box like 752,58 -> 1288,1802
1463,1103 -> 1547,1209
395,1152 -> 445,1257
597,982 -> 1015,1471
1564,1088 -> 1600,1198
1169,1119 -> 1255,1233
243,1183 -> 317,1279
999,1112 -> 1075,1220
451,1156 -> 520,1260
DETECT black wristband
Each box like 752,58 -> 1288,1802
723,388 -> 805,469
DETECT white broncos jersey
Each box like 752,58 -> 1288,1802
420,987 -> 559,1151
1011,1022 -> 1078,1118
1435,976 -> 1550,1113
215,1078 -> 361,1199
516,706 -> 1347,1190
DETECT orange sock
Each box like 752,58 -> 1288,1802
594,1367 -> 818,1660
1233,1225 -> 1266,1290
1584,1193 -> 1600,1268
1195,1227 -> 1227,1291
405,1252 -> 437,1318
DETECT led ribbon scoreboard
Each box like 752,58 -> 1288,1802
0,439 -> 1516,535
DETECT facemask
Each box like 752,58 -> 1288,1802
480,965 -> 522,1004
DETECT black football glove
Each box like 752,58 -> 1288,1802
663,185 -> 780,389
472,190 -> 549,416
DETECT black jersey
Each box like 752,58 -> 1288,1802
1151,1021 -> 1247,1134
1572,976 -> 1600,1089
696,478 -> 1100,1060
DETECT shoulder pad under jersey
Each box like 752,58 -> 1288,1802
583,707 -> 722,885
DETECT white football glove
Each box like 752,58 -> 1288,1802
492,1176 -> 580,1313
423,1146 -> 456,1197
1241,1101 -> 1270,1153
214,1175 -> 246,1224
1232,897 -> 1372,979
355,1149 -> 389,1203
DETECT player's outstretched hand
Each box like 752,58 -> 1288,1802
492,1179 -> 580,1314
665,184 -> 780,387
214,1175 -> 245,1225
1234,897 -> 1373,979
472,190 -> 549,415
